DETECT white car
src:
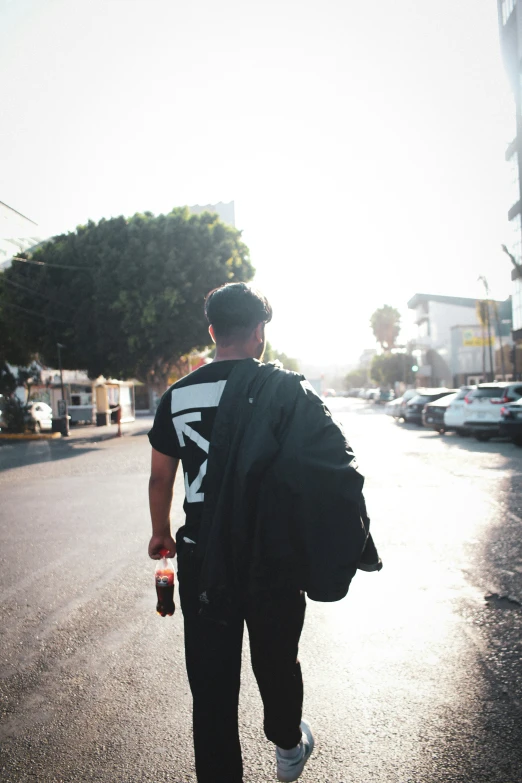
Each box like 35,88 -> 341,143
443,386 -> 476,435
385,397 -> 403,417
397,388 -> 422,419
463,382 -> 522,441
26,402 -> 53,432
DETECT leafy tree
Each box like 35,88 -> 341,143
0,362 -> 41,432
344,368 -> 367,389
0,209 -> 254,391
370,305 -> 401,351
264,342 -> 300,372
370,353 -> 414,387
0,276 -> 36,367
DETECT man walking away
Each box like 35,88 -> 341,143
148,283 -> 380,783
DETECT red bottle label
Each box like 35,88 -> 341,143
155,567 -> 175,616
155,569 -> 174,587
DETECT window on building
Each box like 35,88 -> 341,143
501,0 -> 517,25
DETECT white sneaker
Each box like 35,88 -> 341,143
276,719 -> 314,782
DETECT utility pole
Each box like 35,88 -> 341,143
478,276 -> 495,382
56,343 -> 69,436
493,303 -> 506,380
502,244 -> 521,381
57,343 -> 65,401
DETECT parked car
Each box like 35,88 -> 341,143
403,389 -> 456,425
0,399 -> 52,433
376,389 -> 394,404
499,398 -> 522,446
463,382 -> 522,441
397,388 -> 422,419
323,388 -> 337,398
26,402 -> 53,432
385,397 -> 403,417
443,386 -> 476,436
422,392 -> 459,432
365,388 -> 379,401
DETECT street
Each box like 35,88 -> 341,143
1,401 -> 522,783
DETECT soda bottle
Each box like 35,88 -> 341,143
155,549 -> 175,617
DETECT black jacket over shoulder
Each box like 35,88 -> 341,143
196,359 -> 379,623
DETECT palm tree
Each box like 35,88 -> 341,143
370,305 -> 401,352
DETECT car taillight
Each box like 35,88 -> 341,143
501,395 -> 510,403
464,395 -> 473,404
500,406 -> 509,417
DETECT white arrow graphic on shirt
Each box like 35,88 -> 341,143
184,459 -> 207,503
172,412 -> 209,503
173,412 -> 209,453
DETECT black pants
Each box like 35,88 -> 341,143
178,545 -> 306,783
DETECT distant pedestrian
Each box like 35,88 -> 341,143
148,282 -> 380,783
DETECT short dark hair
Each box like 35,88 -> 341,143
204,283 -> 272,343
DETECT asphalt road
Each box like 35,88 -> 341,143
1,401 -> 521,783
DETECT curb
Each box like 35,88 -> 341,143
0,432 -> 62,441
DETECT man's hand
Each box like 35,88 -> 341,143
148,534 -> 176,560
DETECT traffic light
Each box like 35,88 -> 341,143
411,365 -> 419,373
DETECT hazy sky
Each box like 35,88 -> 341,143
0,0 -> 515,366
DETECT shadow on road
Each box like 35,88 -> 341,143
467,464 -> 522,779
419,431 -> 520,454
0,422 -> 152,472
0,439 -> 103,472
393,419 -> 522,455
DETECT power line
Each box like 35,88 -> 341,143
1,300 -> 70,324
2,276 -> 76,311
0,201 -> 38,226
11,256 -> 93,273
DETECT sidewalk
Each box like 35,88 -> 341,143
0,415 -> 154,446
63,415 -> 154,444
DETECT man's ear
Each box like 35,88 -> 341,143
209,325 -> 216,344
254,323 -> 264,343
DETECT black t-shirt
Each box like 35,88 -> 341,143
148,360 -> 242,539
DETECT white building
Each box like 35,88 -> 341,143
497,2 -> 522,346
407,293 -> 512,386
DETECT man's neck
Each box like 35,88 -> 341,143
213,345 -> 255,362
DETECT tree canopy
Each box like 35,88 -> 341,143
264,342 -> 300,372
370,352 -> 415,387
370,305 -> 401,351
344,368 -> 368,389
0,208 -> 254,388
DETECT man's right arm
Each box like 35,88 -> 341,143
148,447 -> 179,560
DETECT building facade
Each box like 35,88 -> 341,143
408,293 -> 512,386
497,1 -> 522,344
